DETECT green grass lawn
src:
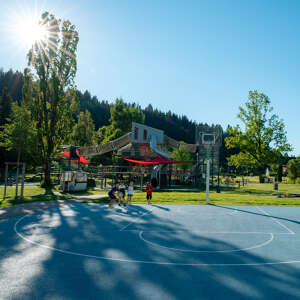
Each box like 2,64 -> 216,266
1,182 -> 300,208
0,186 -> 71,208
87,183 -> 300,206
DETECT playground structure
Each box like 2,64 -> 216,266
59,122 -> 223,191
79,122 -> 196,188
80,122 -> 197,158
59,146 -> 89,192
0,123 -> 223,197
59,170 -> 88,192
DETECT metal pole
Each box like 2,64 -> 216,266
211,156 -> 214,188
21,163 -> 26,198
3,163 -> 8,200
217,160 -> 220,193
206,159 -> 210,204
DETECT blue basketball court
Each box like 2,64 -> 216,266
1,203 -> 300,299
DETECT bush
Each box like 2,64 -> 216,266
287,158 -> 300,183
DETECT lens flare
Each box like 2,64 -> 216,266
17,18 -> 48,47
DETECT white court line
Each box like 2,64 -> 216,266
119,208 -> 154,231
14,214 -> 300,266
256,206 -> 295,235
139,231 -> 274,253
122,230 -> 291,235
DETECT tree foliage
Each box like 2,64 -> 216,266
0,103 -> 37,164
98,99 -> 145,144
171,142 -> 193,170
225,90 -> 292,182
0,88 -> 12,126
287,157 -> 300,183
24,12 -> 79,186
71,110 -> 96,146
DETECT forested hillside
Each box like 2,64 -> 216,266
1,69 -> 198,144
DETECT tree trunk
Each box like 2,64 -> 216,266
258,166 -> 265,183
44,159 -> 52,187
15,150 -> 21,198
277,164 -> 283,183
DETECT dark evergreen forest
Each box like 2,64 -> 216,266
0,68 -> 231,168
1,69 -> 199,143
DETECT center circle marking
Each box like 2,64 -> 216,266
139,231 -> 274,253
13,212 -> 300,267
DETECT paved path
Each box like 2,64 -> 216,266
0,194 -> 106,220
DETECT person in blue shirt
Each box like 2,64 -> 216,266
108,183 -> 119,207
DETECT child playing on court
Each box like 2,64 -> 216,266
125,181 -> 134,207
118,181 -> 126,206
108,183 -> 119,207
145,182 -> 153,205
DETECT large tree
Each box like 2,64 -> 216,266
24,12 -> 79,186
71,110 -> 96,146
225,90 -> 291,183
98,98 -> 145,144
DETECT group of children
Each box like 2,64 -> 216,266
108,180 -> 153,207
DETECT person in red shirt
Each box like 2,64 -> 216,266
145,182 -> 153,205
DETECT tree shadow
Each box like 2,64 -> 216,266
0,203 -> 300,299
211,204 -> 300,226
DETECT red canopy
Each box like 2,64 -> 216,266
62,150 -> 91,164
123,156 -> 193,165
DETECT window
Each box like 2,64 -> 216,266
134,127 -> 139,140
143,129 -> 147,140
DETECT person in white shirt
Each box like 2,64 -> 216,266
118,181 -> 126,206
126,181 -> 134,206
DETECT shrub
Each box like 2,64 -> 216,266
287,158 -> 300,183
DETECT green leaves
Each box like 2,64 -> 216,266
23,12 -> 79,186
109,99 -> 145,134
98,98 -> 145,144
71,110 -> 96,146
0,103 -> 38,162
287,158 -> 300,183
171,142 -> 193,170
225,90 -> 292,178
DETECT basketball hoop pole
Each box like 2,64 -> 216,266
206,159 -> 210,204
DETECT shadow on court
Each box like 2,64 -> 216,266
0,203 -> 300,300
211,204 -> 300,226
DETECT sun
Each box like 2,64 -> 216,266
15,16 -> 48,48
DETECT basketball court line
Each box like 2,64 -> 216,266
255,206 -> 295,235
121,230 -> 293,234
139,231 -> 274,253
119,207 -> 155,231
13,208 -> 300,267
13,214 -> 300,266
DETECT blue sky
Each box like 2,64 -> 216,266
0,0 -> 299,155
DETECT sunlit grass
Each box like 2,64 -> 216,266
1,182 -> 300,208
0,186 -> 71,208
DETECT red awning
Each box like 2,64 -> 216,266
123,156 -> 193,165
62,150 -> 91,164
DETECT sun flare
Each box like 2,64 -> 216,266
15,16 -> 48,48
